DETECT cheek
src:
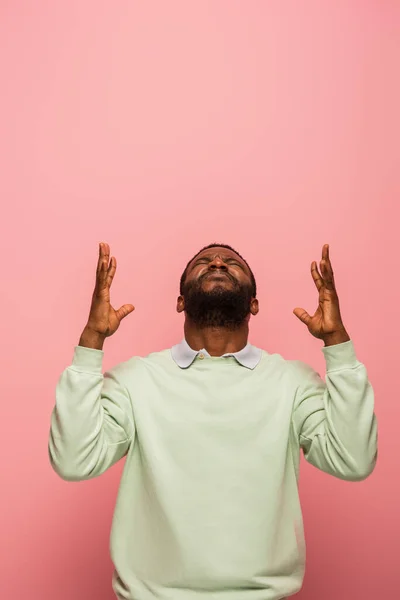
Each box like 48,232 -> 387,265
190,268 -> 206,280
234,271 -> 250,284
183,272 -> 201,291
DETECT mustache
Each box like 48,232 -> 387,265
199,270 -> 236,284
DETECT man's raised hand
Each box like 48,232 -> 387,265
79,243 -> 134,349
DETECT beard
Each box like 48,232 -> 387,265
182,273 -> 253,330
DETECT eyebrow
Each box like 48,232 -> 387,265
192,254 -> 246,268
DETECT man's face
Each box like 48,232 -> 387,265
177,247 -> 259,329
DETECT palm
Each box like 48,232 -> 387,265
104,302 -> 128,337
293,244 -> 346,340
305,289 -> 342,339
86,243 -> 134,338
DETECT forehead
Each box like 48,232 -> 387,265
188,247 -> 249,270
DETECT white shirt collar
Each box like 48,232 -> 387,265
171,338 -> 262,370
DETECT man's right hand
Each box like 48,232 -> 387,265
79,242 -> 135,350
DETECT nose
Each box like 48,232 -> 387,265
208,257 -> 228,271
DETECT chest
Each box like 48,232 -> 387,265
128,366 -> 296,474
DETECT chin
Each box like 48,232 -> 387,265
203,278 -> 231,287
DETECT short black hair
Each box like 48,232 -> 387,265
180,243 -> 257,297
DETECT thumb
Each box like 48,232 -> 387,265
293,307 -> 311,326
116,304 -> 135,322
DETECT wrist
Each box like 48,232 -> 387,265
79,326 -> 106,350
322,329 -> 350,347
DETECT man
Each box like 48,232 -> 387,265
48,242 -> 378,600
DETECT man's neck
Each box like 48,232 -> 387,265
184,320 -> 249,356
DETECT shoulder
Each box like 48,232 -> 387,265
287,358 -> 323,389
258,347 -> 322,385
256,348 -> 313,379
107,348 -> 174,377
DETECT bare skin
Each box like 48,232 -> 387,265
78,242 -> 349,352
79,243 -> 134,350
292,244 -> 350,346
177,243 -> 350,352
176,247 -> 259,356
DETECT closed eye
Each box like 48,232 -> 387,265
226,260 -> 244,269
193,257 -> 244,270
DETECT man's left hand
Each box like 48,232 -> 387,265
293,244 -> 350,345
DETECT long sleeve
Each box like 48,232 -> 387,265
291,340 -> 378,481
48,346 -> 135,481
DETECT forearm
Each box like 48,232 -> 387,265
48,347 -> 134,481
294,341 -> 378,481
323,344 -> 377,478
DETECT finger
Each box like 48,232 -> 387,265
321,244 -> 334,274
103,243 -> 110,265
115,304 -> 135,322
96,242 -> 105,276
96,241 -> 110,268
293,307 -> 312,325
106,256 -> 117,288
311,261 -> 324,291
320,245 -> 336,290
96,243 -> 110,289
320,258 -> 335,290
322,243 -> 329,260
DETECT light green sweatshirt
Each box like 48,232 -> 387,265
48,339 -> 377,600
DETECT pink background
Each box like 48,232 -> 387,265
1,1 -> 398,598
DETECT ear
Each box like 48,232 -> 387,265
250,298 -> 259,316
176,295 -> 185,313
